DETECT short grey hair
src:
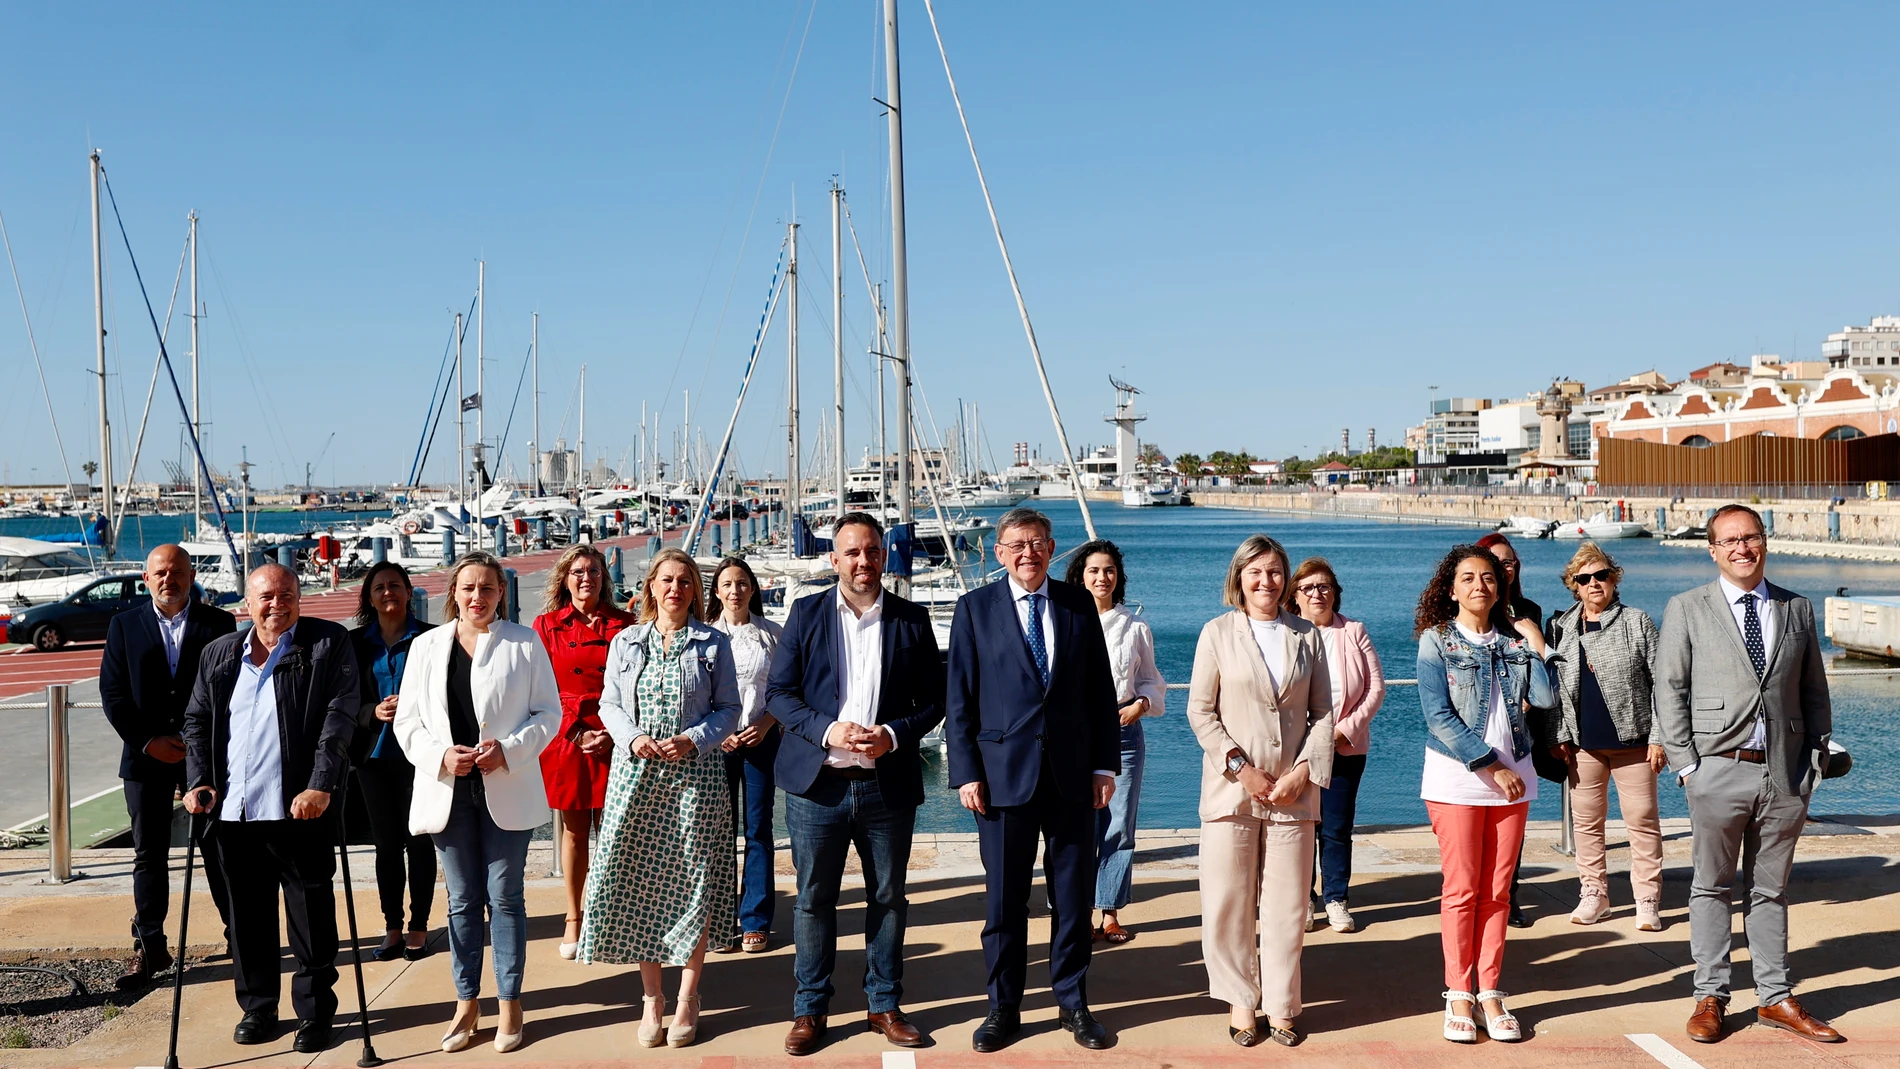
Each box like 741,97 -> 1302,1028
997,507 -> 1053,541
1223,534 -> 1289,608
246,562 -> 297,595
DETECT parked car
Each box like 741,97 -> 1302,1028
5,575 -> 211,652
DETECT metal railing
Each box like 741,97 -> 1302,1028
0,684 -> 101,884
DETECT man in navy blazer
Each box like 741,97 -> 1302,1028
768,513 -> 945,1056
947,508 -> 1119,1052
99,544 -> 236,986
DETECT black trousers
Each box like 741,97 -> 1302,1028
973,758 -> 1097,1013
124,778 -> 232,947
207,817 -> 339,1022
354,761 -> 436,932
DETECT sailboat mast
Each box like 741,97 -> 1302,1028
189,210 -> 202,533
577,364 -> 586,487
476,260 -> 485,491
875,284 -> 888,517
531,311 -> 540,495
89,150 -> 113,557
884,0 -> 914,526
786,219 -> 801,519
832,183 -> 846,521
455,312 -> 466,510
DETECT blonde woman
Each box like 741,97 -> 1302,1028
1188,534 -> 1334,1048
1538,542 -> 1666,930
532,544 -> 637,959
583,548 -> 740,1048
394,552 -> 560,1053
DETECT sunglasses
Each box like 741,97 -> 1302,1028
1571,568 -> 1615,587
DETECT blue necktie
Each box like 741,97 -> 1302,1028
1741,593 -> 1766,679
1025,592 -> 1049,687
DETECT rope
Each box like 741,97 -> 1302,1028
0,205 -> 83,557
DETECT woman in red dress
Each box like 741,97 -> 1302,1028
534,544 -> 637,959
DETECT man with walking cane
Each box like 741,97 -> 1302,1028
183,563 -> 359,1054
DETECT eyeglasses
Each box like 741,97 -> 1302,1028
997,538 -> 1053,556
1296,583 -> 1335,596
1712,533 -> 1766,550
1571,568 -> 1615,587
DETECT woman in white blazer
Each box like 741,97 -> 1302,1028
395,552 -> 558,1054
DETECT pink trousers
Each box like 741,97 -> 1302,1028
1426,801 -> 1527,993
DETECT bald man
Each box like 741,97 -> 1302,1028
100,544 -> 236,987
184,564 -> 359,1053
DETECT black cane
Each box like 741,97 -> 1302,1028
334,779 -> 383,1067
162,804 -> 203,1069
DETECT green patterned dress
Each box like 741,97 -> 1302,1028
577,628 -> 736,965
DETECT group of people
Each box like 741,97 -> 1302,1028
92,501 -> 1840,1055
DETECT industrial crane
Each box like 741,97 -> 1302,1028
304,431 -> 336,493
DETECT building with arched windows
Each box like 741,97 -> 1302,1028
1593,355 -> 1900,447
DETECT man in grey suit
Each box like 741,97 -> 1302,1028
1655,504 -> 1842,1044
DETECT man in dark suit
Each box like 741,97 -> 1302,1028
99,544 -> 236,986
183,563 -> 358,1054
768,512 -> 944,1056
947,507 -> 1119,1052
1656,504 -> 1842,1044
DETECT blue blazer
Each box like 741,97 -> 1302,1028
767,589 -> 945,810
945,577 -> 1119,809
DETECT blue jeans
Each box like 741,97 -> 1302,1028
1094,721 -> 1145,910
433,777 -> 532,1001
724,728 -> 780,934
1317,752 -> 1367,905
785,772 -> 914,1017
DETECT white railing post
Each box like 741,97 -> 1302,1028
549,809 -> 564,878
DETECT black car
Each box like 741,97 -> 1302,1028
5,575 -> 204,651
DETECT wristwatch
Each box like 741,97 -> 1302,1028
1225,751 -> 1250,775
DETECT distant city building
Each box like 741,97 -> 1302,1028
1421,397 -> 1489,463
1478,400 -> 1541,460
1586,370 -> 1671,403
1595,357 -> 1900,446
1824,315 -> 1900,370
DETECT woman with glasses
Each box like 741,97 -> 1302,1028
1284,558 -> 1383,933
1474,531 -> 1540,927
533,545 -> 638,960
1065,539 -> 1166,945
1537,542 -> 1666,930
1414,544 -> 1552,1043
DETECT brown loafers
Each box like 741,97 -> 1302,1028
1686,996 -> 1727,1043
1757,996 -> 1843,1042
867,1010 -> 926,1047
784,1015 -> 828,1056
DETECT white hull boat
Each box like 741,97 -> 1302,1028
1495,516 -> 1558,539
1551,511 -> 1650,540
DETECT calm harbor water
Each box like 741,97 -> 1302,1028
0,510 -> 389,563
912,500 -> 1900,832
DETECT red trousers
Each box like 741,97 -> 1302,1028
1426,801 -> 1527,993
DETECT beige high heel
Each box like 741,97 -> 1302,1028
637,995 -> 665,1048
667,993 -> 701,1047
441,1003 -> 480,1053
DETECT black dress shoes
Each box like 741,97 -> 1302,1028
1059,1007 -> 1111,1049
1508,904 -> 1531,929
116,939 -> 173,990
293,1017 -> 332,1054
971,1008 -> 1021,1053
232,1010 -> 278,1045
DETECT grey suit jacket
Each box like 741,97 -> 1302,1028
1654,579 -> 1831,797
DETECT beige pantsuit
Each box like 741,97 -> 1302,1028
1187,610 -> 1335,1022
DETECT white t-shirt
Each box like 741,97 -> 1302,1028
1248,616 -> 1286,692
1420,624 -> 1538,807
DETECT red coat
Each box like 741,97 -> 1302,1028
533,603 -> 638,810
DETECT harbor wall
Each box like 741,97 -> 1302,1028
1164,489 -> 1900,546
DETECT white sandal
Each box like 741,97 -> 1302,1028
1477,989 -> 1522,1041
1442,990 -> 1478,1043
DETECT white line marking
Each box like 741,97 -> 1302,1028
1627,1033 -> 1708,1069
882,1052 -> 918,1069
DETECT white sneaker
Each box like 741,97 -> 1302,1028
1570,889 -> 1611,925
1635,898 -> 1663,932
1325,900 -> 1357,933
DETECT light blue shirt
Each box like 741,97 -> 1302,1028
221,624 -> 294,822
154,602 -> 189,676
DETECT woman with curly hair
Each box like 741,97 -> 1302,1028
1414,544 -> 1553,1045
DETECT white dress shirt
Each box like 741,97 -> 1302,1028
1008,576 -> 1058,677
1248,616 -> 1287,691
221,625 -> 293,822
155,602 -> 189,675
712,615 -> 783,730
1717,575 -> 1775,751
829,591 -> 897,768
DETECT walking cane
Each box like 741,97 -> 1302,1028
335,779 -> 384,1067
161,806 -> 204,1069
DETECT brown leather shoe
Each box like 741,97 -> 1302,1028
1686,996 -> 1727,1043
1756,996 -> 1843,1042
868,1010 -> 926,1047
784,1015 -> 828,1056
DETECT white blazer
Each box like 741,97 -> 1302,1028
394,619 -> 560,834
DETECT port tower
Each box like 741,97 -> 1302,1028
1106,377 -> 1147,481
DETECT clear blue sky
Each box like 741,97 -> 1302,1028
3,2 -> 1898,489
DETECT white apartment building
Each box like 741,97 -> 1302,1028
1824,316 -> 1900,370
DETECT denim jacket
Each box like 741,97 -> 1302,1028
1416,624 -> 1555,771
597,620 -> 741,755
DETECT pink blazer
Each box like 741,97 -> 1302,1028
1317,615 -> 1384,756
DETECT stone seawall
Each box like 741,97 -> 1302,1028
1168,489 -> 1900,546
